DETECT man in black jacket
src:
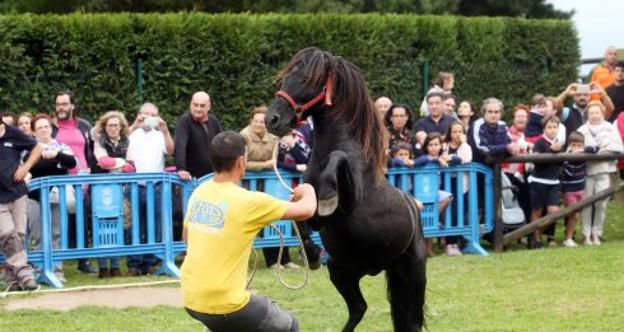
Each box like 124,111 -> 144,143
175,91 -> 222,180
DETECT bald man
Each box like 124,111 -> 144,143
591,46 -> 619,89
374,96 -> 392,119
174,91 -> 222,180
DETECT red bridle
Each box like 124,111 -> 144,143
275,77 -> 334,121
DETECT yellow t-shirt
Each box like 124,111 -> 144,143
181,180 -> 287,314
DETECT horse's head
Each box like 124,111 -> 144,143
266,47 -> 335,137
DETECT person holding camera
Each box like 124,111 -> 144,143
125,102 -> 174,276
555,82 -> 614,137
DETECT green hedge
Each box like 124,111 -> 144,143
0,13 -> 579,129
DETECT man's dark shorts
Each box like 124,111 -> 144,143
185,294 -> 299,332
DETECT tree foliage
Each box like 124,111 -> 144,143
0,13 -> 579,130
0,0 -> 573,19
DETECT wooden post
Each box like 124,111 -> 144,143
503,184 -> 622,245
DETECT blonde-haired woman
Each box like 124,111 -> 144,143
92,111 -> 135,278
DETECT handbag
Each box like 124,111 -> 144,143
49,184 -> 76,214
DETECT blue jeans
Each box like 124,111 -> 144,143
97,256 -> 120,269
125,185 -> 161,272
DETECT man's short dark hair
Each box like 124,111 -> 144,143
210,131 -> 247,172
616,60 -> 624,69
426,91 -> 445,102
54,91 -> 75,105
442,93 -> 456,102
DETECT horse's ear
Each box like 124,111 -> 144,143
325,74 -> 335,107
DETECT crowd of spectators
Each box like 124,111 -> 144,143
1,47 -> 623,290
376,50 -> 624,255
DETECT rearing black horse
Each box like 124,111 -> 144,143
266,47 -> 427,332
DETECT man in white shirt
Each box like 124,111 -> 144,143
126,102 -> 174,276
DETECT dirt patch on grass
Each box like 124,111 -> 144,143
3,286 -> 183,311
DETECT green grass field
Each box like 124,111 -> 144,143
2,194 -> 623,332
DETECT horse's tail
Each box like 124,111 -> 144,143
386,193 -> 427,331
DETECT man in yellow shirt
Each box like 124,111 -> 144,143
181,131 -> 317,332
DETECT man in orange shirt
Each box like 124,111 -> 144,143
591,46 -> 618,90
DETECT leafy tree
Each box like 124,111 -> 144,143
0,0 -> 573,19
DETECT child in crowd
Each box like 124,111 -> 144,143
577,101 -> 624,245
389,141 -> 416,168
415,133 -> 459,256
442,121 -> 473,256
524,94 -> 547,144
560,131 -> 598,248
527,115 -> 563,249
277,129 -> 310,172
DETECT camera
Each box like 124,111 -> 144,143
143,116 -> 159,130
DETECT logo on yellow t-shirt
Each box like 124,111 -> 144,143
189,200 -> 228,231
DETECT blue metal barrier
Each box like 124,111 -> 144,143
1,163 -> 492,288
387,163 -> 493,256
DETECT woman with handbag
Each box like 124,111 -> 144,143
24,114 -> 77,283
92,111 -> 135,278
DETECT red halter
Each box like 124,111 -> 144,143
275,77 -> 334,121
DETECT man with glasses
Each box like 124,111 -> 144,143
51,91 -> 98,274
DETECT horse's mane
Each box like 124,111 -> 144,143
278,47 -> 388,183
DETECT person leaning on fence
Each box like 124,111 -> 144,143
577,101 -> 624,246
240,106 -> 299,270
560,131 -> 598,248
126,102 -> 174,276
181,131 -> 317,332
501,105 -> 532,221
174,91 -> 222,180
0,115 -> 43,291
52,91 -> 98,274
527,116 -> 564,249
468,97 -> 518,164
414,132 -> 458,257
23,114 -> 77,283
92,111 -> 136,278
442,121 -> 473,256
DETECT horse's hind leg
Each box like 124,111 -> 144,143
386,239 -> 427,332
327,258 -> 367,332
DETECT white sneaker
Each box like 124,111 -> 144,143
592,234 -> 602,246
583,236 -> 593,246
562,239 -> 577,248
452,244 -> 463,256
283,262 -> 300,270
268,263 -> 283,270
445,245 -> 455,256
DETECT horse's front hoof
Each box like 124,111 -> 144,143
318,195 -> 338,216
